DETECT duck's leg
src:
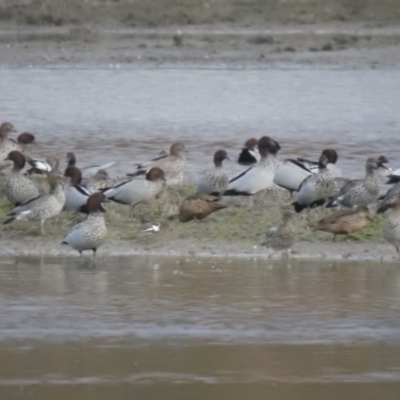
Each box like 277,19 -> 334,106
40,220 -> 45,236
92,248 -> 97,258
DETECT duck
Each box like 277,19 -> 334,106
26,156 -> 60,175
81,169 -> 120,191
64,165 -> 100,213
10,132 -> 36,153
382,200 -> 400,258
274,149 -> 340,194
261,207 -> 296,253
101,167 -> 166,207
297,149 -> 341,177
326,157 -> 388,208
224,136 -> 280,196
0,122 -> 17,163
128,142 -> 187,186
179,194 -> 226,222
237,138 -> 260,166
292,153 -> 335,213
313,206 -> 373,241
61,192 -> 108,257
66,152 -> 118,179
3,151 -> 39,206
385,167 -> 400,184
377,183 -> 400,214
196,149 -> 229,196
3,172 -> 65,235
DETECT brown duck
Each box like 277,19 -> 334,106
179,194 -> 226,222
313,206 -> 373,241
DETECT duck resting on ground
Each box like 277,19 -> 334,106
292,153 -> 335,213
196,149 -> 230,196
224,136 -> 280,196
312,206 -> 373,241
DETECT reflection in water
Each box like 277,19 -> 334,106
0,256 -> 399,399
1,69 -> 400,178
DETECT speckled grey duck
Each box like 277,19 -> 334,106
129,142 -> 187,186
4,173 -> 65,235
313,206 -> 373,241
382,201 -> 400,258
292,154 -> 335,213
62,192 -> 108,257
262,208 -> 296,252
4,151 -> 39,206
327,157 -> 388,208
179,194 -> 226,222
196,149 -> 229,196
0,122 -> 17,163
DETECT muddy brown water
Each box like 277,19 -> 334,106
0,256 -> 400,399
1,69 -> 400,179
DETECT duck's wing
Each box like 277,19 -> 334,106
81,161 -> 118,179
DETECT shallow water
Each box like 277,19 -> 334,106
0,256 -> 400,399
1,69 -> 400,179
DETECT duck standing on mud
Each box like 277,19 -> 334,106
382,200 -> 400,258
62,192 -> 108,257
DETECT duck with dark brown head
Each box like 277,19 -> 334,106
237,138 -> 260,166
4,150 -> 39,206
101,167 -> 166,208
225,136 -> 281,196
196,149 -> 230,196
62,192 -> 108,257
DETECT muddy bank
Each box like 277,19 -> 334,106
0,236 -> 397,263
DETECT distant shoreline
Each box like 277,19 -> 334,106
0,23 -> 399,69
